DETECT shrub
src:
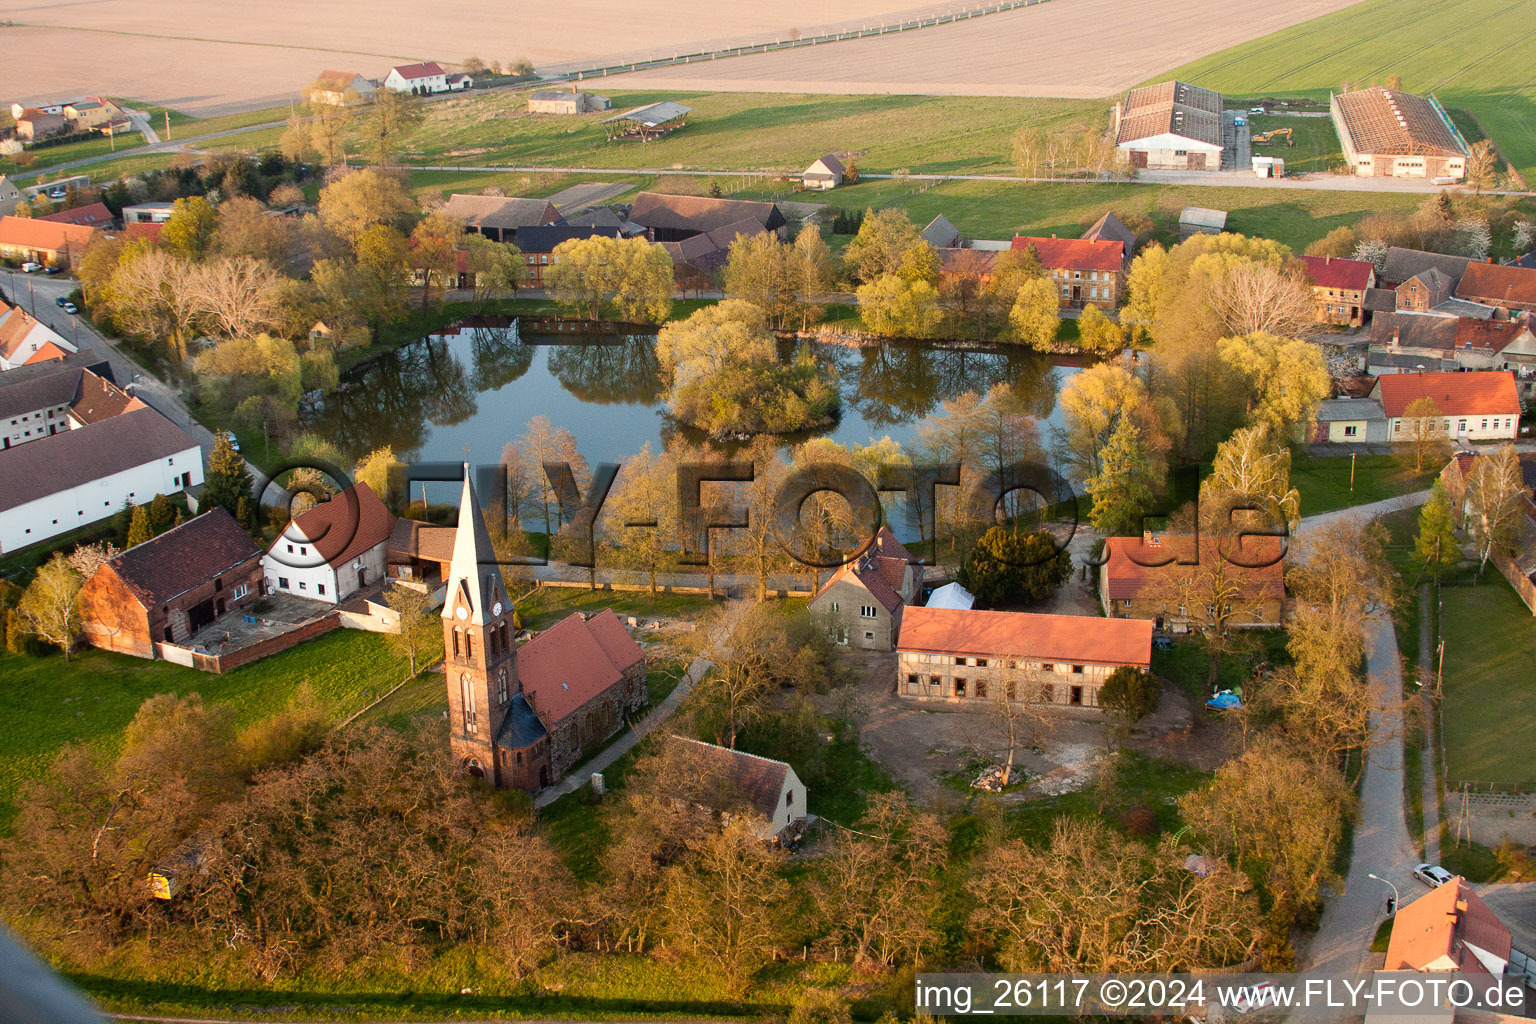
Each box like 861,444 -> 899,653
789,989 -> 852,1024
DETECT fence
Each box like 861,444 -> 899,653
556,0 -> 1059,83
156,613 -> 342,674
534,578 -> 812,599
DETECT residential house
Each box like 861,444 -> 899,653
527,89 -> 610,114
602,101 -> 692,142
260,482 -> 396,603
309,70 -> 376,106
1010,235 -> 1124,309
659,216 -> 772,290
1099,534 -> 1287,630
936,247 -> 998,287
514,224 -> 623,288
1313,397 -> 1389,443
0,352 -> 113,446
1384,876 -> 1511,974
670,737 -> 808,841
1380,247 -> 1472,289
78,508 -> 264,658
0,176 -> 23,217
1397,267 -> 1456,311
37,201 -> 113,229
1298,254 -> 1375,326
15,108 -> 67,141
1368,313 -> 1459,375
920,214 -> 960,250
61,98 -> 114,131
1456,316 -> 1536,373
383,62 -> 450,94
440,194 -> 561,243
440,470 -> 646,791
1491,318 -> 1536,384
0,215 -> 98,268
1455,261 -> 1536,314
896,607 -> 1153,711
1179,206 -> 1227,239
122,222 -> 164,244
0,303 -> 77,371
0,405 -> 202,554
1113,80 -> 1224,170
629,192 -> 785,243
121,201 -> 175,224
1081,212 -> 1137,270
808,526 -> 920,650
1373,370 -> 1521,441
1441,450 -> 1536,613
1331,87 -> 1468,180
800,153 -> 845,190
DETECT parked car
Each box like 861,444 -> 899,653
1414,863 -> 1454,888
47,188 -> 65,199
1233,116 -> 1246,127
54,296 -> 68,307
61,301 -> 78,314
42,265 -> 62,275
1248,106 -> 1266,114
1153,636 -> 1175,651
221,432 -> 241,453
20,261 -> 42,273
1232,982 -> 1276,1014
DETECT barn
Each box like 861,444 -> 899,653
1113,80 -> 1224,171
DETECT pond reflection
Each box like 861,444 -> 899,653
305,318 -> 1081,465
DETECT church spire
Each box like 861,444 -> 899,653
443,463 -> 507,626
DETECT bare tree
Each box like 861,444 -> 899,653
1465,443 -> 1532,577
195,256 -> 285,339
1207,262 -> 1315,338
107,249 -> 205,362
1401,397 -> 1450,472
961,671 -> 1052,786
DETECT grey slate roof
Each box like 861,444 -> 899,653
495,693 -> 549,750
1081,211 -> 1137,252
603,101 -> 691,127
440,194 -> 561,232
1382,247 -> 1473,286
1363,287 -> 1398,313
1316,397 -> 1386,422
0,405 -> 199,513
1370,311 -> 1459,351
921,214 -> 960,250
0,362 -> 86,421
1429,298 -> 1496,320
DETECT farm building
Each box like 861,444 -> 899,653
629,192 -> 785,243
1330,87 -> 1468,180
516,224 -> 624,287
440,194 -> 561,243
1313,397 -> 1388,443
1178,207 -> 1227,240
0,216 -> 98,268
1009,235 -> 1124,310
1113,80 -> 1224,171
310,70 -> 376,106
921,214 -> 960,250
527,89 -> 610,114
1100,535 -> 1286,630
1455,262 -> 1536,314
602,101 -> 691,142
800,154 -> 846,190
669,737 -> 808,841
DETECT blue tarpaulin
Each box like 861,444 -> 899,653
1205,691 -> 1243,711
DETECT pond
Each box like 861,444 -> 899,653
306,317 -> 1085,470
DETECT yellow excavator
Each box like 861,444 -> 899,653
1252,127 -> 1294,146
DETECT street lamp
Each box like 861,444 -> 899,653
1368,873 -> 1399,916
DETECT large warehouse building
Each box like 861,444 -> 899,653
1113,80 -> 1224,171
1330,87 -> 1469,180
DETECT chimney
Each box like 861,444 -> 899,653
1392,327 -> 1400,346
1051,233 -> 1057,239
1325,254 -> 1331,264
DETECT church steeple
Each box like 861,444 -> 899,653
442,463 -> 518,784
443,463 -> 508,626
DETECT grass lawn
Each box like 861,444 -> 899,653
514,585 -> 718,631
0,629 -> 407,822
1246,114 -> 1342,174
1152,630 -> 1291,700
1003,750 -> 1210,845
1156,0 -> 1536,179
18,132 -> 145,175
401,88 -> 1100,177
1290,451 -> 1437,517
1437,574 -> 1536,789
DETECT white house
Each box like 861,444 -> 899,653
673,736 -> 807,841
261,482 -> 396,603
801,153 -> 846,190
120,202 -> 176,225
0,303 -> 76,371
1,361 -> 137,450
1374,371 -> 1522,443
0,406 -> 202,554
383,62 -> 451,95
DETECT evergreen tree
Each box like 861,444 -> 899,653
204,435 -> 254,527
147,493 -> 176,533
1415,480 -> 1460,581
958,526 -> 1071,608
114,497 -> 136,543
1099,666 -> 1160,722
1085,419 -> 1156,537
125,506 -> 154,548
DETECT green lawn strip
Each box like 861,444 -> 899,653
19,132 -> 145,174
1371,917 -> 1393,953
1437,575 -> 1536,789
197,125 -> 285,152
1290,451 -> 1436,517
1152,630 -> 1291,701
1152,0 -> 1536,179
1245,114 -> 1343,174
1440,839 -> 1502,882
63,151 -> 179,181
514,586 -> 717,631
0,629 -> 404,821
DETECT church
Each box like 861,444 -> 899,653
442,467 -> 647,792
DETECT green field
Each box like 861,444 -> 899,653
403,89 -> 1101,176
1246,113 -> 1343,174
1289,452 -> 1438,516
0,630 -> 407,821
1158,0 -> 1536,178
1438,574 -> 1536,789
19,131 -> 145,174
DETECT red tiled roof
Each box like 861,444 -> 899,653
123,222 -> 164,243
390,61 -> 444,80
518,609 -> 642,724
810,527 -> 915,613
1455,316 -> 1534,353
1010,235 -> 1123,272
1456,261 -> 1536,307
37,201 -> 112,228
102,507 -> 261,608
1101,536 -> 1287,602
0,215 -> 97,253
23,340 -> 69,364
69,368 -> 144,423
282,482 -> 396,568
898,607 -> 1152,669
1298,254 -> 1373,291
1385,876 -> 1511,973
1374,371 -> 1521,418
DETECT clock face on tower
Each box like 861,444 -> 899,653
493,601 -> 503,616
455,605 -> 468,620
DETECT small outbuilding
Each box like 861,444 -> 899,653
1178,206 -> 1227,240
800,153 -> 845,190
603,101 -> 692,142
527,89 -> 610,114
925,581 -> 974,611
